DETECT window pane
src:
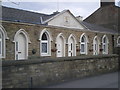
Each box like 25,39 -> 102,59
81,36 -> 85,42
42,43 -> 47,53
42,33 -> 47,40
81,44 -> 85,52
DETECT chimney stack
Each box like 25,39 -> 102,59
101,0 -> 115,7
76,16 -> 83,22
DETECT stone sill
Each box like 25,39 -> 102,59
2,54 -> 118,67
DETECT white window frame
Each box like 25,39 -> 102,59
39,29 -> 52,56
102,35 -> 109,54
117,36 -> 120,47
0,33 -> 2,58
0,25 -> 9,59
80,33 -> 88,55
41,40 -> 48,55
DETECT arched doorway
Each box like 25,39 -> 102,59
14,29 -> 30,60
102,35 -> 109,54
56,33 -> 65,57
93,36 -> 99,55
15,33 -> 27,60
68,34 -> 76,57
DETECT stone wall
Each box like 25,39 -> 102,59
2,54 -> 118,88
2,21 -> 117,60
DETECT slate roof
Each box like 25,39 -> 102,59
2,6 -> 58,24
82,21 -> 119,34
1,6 -> 119,34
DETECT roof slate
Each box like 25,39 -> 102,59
82,21 -> 119,34
2,6 -> 58,24
2,6 -> 119,34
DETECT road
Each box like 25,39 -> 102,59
44,72 -> 118,88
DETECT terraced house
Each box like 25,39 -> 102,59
1,1 -> 120,60
1,0 -> 120,88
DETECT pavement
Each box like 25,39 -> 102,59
44,72 -> 119,88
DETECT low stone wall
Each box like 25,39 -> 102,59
2,54 -> 119,88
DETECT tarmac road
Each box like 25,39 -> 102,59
44,72 -> 119,88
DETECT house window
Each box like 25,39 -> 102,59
102,35 -> 109,54
80,34 -> 88,55
41,33 -> 48,54
40,30 -> 51,56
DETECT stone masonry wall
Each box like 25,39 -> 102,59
2,54 -> 118,88
2,21 -> 117,60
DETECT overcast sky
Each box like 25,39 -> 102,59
2,0 -> 120,19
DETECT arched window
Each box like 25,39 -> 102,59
41,33 -> 48,54
102,35 -> 109,54
0,26 -> 9,58
117,36 -> 120,46
40,29 -> 52,56
80,33 -> 88,55
0,31 -> 3,57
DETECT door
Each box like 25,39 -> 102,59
93,38 -> 99,55
57,36 -> 63,57
16,33 -> 26,60
68,37 -> 75,56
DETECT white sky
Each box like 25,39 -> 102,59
2,0 -> 120,19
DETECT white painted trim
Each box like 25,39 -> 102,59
102,35 -> 109,54
68,34 -> 77,56
43,10 -> 86,29
56,33 -> 66,57
117,36 -> 120,47
0,25 -> 9,58
13,29 -> 30,60
0,25 -> 9,40
13,29 -> 31,43
80,33 -> 88,55
93,36 -> 100,55
39,28 -> 52,56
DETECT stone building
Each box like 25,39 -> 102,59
84,0 -> 120,54
1,4 -> 120,60
84,0 -> 119,32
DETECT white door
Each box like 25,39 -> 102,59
68,38 -> 75,56
57,36 -> 63,57
16,34 -> 26,60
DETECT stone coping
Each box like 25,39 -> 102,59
2,54 -> 118,67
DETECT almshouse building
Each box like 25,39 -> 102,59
1,4 -> 120,60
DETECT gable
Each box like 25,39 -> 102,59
47,11 -> 85,29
